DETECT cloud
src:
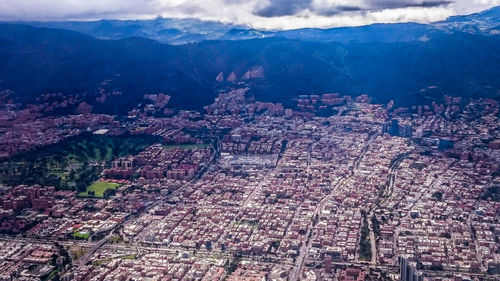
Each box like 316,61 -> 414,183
363,0 -> 454,10
253,0 -> 454,17
254,0 -> 312,17
0,0 -> 162,20
0,0 -> 498,30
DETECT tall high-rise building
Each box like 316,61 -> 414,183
382,122 -> 390,134
402,124 -> 413,138
390,119 -> 400,136
399,257 -> 424,281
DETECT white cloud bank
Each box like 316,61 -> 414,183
0,0 -> 498,30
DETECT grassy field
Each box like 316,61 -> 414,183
121,254 -> 137,260
78,181 -> 120,198
73,230 -> 91,239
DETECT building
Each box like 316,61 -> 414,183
399,257 -> 424,281
382,122 -> 391,134
402,124 -> 412,138
415,128 -> 423,139
324,256 -> 332,274
339,268 -> 366,281
438,138 -> 454,150
112,157 -> 133,170
390,119 -> 400,136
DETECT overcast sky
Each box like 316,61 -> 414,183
0,0 -> 499,30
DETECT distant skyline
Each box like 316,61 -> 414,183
0,0 -> 499,30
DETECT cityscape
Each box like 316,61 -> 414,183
0,1 -> 499,280
0,89 -> 499,280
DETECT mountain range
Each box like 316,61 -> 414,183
15,6 -> 500,45
0,7 -> 499,113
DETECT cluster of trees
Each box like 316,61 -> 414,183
45,243 -> 71,281
0,162 -> 62,187
225,255 -> 241,274
102,188 -> 116,198
75,165 -> 100,192
358,211 -> 372,261
432,191 -> 443,201
371,215 -> 381,239
0,134 -> 160,190
482,186 -> 500,202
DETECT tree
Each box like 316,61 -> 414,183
432,191 -> 443,201
103,189 -> 116,198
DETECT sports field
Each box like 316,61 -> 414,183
78,181 -> 120,197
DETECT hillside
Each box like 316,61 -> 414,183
0,24 -> 499,113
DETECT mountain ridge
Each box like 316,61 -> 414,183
7,6 -> 500,45
0,22 -> 499,114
